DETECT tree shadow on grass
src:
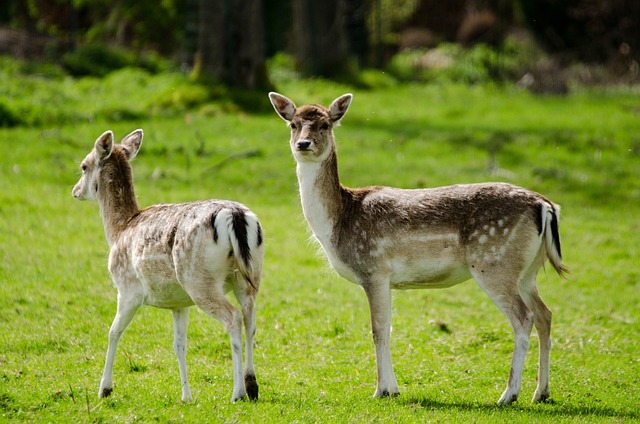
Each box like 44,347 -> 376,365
399,395 -> 639,421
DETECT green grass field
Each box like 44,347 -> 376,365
1,76 -> 639,422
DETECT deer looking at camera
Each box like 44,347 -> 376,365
72,129 -> 263,403
269,92 -> 567,405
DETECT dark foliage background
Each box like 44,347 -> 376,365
0,0 -> 638,86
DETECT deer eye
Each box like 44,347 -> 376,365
289,122 -> 297,130
81,164 -> 87,172
320,123 -> 330,131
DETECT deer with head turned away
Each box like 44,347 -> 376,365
269,92 -> 567,405
72,129 -> 263,403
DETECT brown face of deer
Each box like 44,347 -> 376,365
269,92 -> 353,163
289,106 -> 334,162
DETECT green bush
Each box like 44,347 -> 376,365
63,44 -> 136,77
61,43 -> 171,77
0,55 -> 224,127
387,38 -> 543,85
154,83 -> 211,110
0,100 -> 22,127
267,52 -> 300,84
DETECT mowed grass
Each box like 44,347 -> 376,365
1,80 -> 639,423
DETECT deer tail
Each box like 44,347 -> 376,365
541,202 -> 569,278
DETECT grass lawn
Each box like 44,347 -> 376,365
1,79 -> 639,422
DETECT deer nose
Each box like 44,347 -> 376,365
296,140 -> 312,150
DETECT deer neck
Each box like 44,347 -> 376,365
296,148 -> 346,246
97,163 -> 140,247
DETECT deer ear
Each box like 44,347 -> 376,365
269,92 -> 296,122
120,129 -> 143,161
94,130 -> 114,161
329,93 -> 352,123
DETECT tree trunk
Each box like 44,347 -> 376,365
197,0 -> 225,78
197,0 -> 269,89
292,0 -> 350,77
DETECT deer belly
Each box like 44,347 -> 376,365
135,255 -> 194,309
143,279 -> 194,308
389,258 -> 472,290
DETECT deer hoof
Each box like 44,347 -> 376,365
245,374 -> 259,401
99,387 -> 113,398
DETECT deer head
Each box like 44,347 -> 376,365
72,129 -> 142,201
269,92 -> 352,163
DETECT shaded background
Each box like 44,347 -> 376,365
0,0 -> 638,93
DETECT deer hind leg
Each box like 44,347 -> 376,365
99,289 -> 143,398
363,281 -> 399,398
190,284 -> 246,402
519,274 -> 552,403
232,273 -> 259,401
473,272 -> 534,405
172,307 -> 192,402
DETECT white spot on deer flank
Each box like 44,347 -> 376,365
371,238 -> 391,257
478,234 -> 488,244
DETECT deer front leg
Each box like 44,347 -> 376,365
100,291 -> 142,398
172,308 -> 192,402
363,282 -> 399,398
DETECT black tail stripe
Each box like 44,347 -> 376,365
535,203 -> 544,235
257,222 -> 263,246
211,211 -> 219,242
231,209 -> 251,266
550,210 -> 562,259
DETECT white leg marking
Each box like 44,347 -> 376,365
239,290 -> 258,400
364,282 -> 399,398
228,310 -> 246,402
519,276 -> 552,403
473,272 -> 534,405
172,308 -> 192,402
